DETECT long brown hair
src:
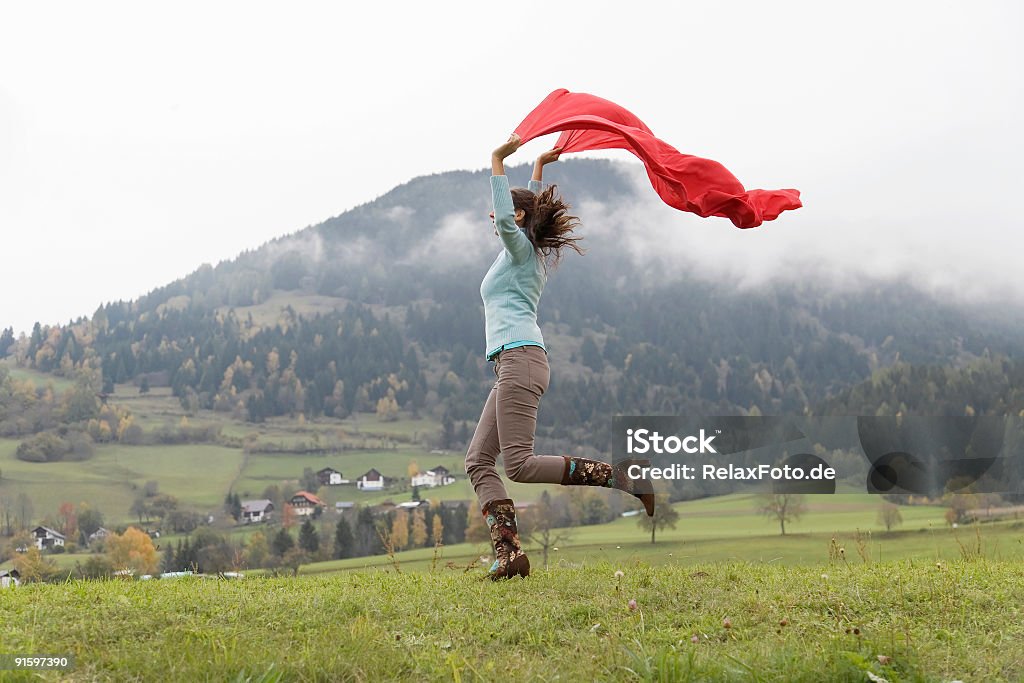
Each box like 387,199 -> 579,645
510,185 -> 584,267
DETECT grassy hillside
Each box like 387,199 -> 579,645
1,559 -> 1022,681
0,439 -> 243,519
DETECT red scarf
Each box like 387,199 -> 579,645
514,89 -> 802,229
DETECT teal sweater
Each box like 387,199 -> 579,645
480,175 -> 547,359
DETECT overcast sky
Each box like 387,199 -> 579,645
2,1 -> 1021,337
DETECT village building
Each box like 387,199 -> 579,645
316,467 -> 348,486
32,526 -> 66,551
0,569 -> 20,588
288,491 -> 325,517
411,465 -> 456,489
241,499 -> 275,524
356,468 -> 387,491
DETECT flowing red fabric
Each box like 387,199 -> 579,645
513,89 -> 802,228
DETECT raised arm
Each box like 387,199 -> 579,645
531,147 -> 563,189
491,134 -> 533,264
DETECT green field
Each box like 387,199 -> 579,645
291,494 -> 1023,575
2,558 -> 1022,681
0,440 -> 243,524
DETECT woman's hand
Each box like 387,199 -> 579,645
492,133 -> 522,161
532,146 -> 562,183
492,133 -> 521,176
537,147 -> 562,166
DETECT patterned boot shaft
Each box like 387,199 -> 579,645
562,457 -> 656,517
562,457 -> 614,487
483,499 -> 530,580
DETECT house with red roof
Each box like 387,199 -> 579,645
288,491 -> 325,517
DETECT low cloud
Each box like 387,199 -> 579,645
578,163 -> 1024,307
263,230 -> 327,266
402,210 -> 495,270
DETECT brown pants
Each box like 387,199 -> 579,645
465,344 -> 567,510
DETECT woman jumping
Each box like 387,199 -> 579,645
465,133 -> 655,581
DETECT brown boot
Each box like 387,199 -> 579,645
560,456 -> 656,517
482,499 -> 530,580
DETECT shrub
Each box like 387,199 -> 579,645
15,430 -> 94,462
16,432 -> 70,462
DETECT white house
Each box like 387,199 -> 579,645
241,499 -> 275,524
317,467 -> 349,486
0,569 -> 20,588
411,465 -> 455,489
356,468 -> 386,491
32,526 -> 65,550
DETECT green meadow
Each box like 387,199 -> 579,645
0,439 -> 243,523
2,559 -> 1022,681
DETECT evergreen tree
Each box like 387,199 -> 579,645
355,507 -> 382,556
180,538 -> 194,571
441,503 -> 468,545
272,528 -> 295,557
441,411 -> 454,450
298,519 -> 319,554
334,516 -> 354,559
231,493 -> 242,522
161,541 -> 179,574
0,326 -> 15,356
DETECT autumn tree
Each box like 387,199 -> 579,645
877,503 -> 903,532
411,509 -> 428,548
14,546 -> 60,582
58,501 -> 78,540
105,527 -> 159,576
281,504 -> 297,529
376,389 -> 399,421
944,495 -> 973,525
431,514 -> 444,546
390,510 -> 410,551
757,493 -> 807,536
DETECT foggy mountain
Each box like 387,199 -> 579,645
5,159 -> 1023,449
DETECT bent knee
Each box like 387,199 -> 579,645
504,457 -> 535,483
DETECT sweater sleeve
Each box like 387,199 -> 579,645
528,179 -> 542,194
491,175 -> 534,265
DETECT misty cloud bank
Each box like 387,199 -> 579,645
578,163 -> 1024,308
